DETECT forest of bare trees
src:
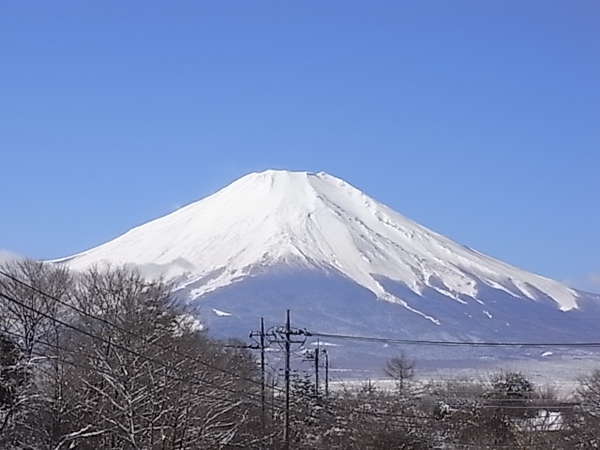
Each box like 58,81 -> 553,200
1,260 -> 600,449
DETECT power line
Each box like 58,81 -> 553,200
305,330 -> 600,348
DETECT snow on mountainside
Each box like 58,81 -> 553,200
55,169 -> 584,330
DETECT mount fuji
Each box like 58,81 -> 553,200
54,170 -> 600,364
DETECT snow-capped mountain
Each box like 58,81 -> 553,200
55,170 -> 600,354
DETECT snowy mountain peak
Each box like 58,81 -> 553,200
57,170 -> 581,324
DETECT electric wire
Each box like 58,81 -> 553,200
306,330 -> 600,348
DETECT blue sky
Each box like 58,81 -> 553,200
1,1 -> 598,291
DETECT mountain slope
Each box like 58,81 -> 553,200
56,170 -> 583,328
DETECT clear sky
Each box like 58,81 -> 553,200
1,1 -> 598,291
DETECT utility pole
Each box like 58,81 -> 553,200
323,349 -> 329,398
304,344 -> 328,400
260,317 -> 265,432
314,342 -> 320,399
267,310 -> 307,450
271,310 -> 306,450
271,375 -> 276,424
302,330 -> 330,399
284,310 -> 291,450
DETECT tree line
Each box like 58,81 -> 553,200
1,260 -> 600,449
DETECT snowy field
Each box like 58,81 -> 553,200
326,357 -> 600,396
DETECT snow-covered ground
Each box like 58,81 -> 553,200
317,357 -> 600,397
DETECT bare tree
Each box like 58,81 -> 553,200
384,351 -> 415,392
560,369 -> 600,447
314,381 -> 433,449
0,259 -> 74,448
0,259 -> 72,357
0,333 -> 29,448
48,266 -> 261,449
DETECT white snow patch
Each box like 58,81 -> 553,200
310,341 -> 339,347
174,314 -> 205,336
212,308 -> 232,317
